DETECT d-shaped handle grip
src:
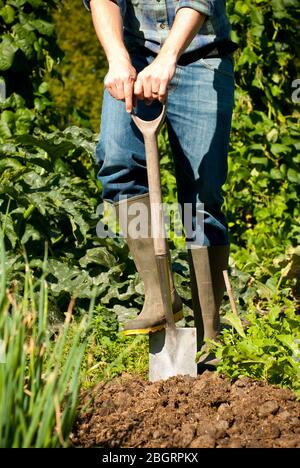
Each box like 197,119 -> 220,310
131,105 -> 166,137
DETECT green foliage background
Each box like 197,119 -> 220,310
50,1 -> 106,131
0,0 -> 299,401
0,0 -> 62,136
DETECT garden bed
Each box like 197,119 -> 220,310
72,371 -> 300,448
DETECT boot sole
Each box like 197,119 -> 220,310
122,310 -> 184,336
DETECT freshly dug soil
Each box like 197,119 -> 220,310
72,372 -> 300,448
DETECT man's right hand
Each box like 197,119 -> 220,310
104,57 -> 137,113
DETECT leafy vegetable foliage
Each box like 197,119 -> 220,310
0,0 -> 62,135
0,126 -> 155,320
209,307 -> 300,398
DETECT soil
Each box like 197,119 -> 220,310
72,371 -> 300,448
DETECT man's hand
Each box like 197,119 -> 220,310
133,7 -> 206,104
104,57 -> 137,113
134,54 -> 176,104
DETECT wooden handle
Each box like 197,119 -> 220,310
144,134 -> 167,255
131,105 -> 166,136
223,270 -> 239,316
131,106 -> 167,256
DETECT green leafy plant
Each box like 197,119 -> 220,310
1,128 -> 98,310
0,236 -> 94,448
208,305 -> 300,397
225,0 -> 300,260
79,306 -> 149,387
0,0 -> 62,135
229,0 -> 299,117
0,126 -> 158,321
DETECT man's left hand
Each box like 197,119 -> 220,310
134,54 -> 176,104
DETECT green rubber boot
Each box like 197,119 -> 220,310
188,245 -> 229,367
115,194 -> 183,335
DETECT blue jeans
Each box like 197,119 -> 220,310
96,52 -> 234,246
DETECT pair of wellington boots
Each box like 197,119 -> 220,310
115,194 -> 229,366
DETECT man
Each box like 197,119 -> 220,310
84,0 -> 235,365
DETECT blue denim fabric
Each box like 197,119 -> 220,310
96,52 -> 234,246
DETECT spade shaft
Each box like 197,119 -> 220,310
142,130 -> 176,331
131,105 -> 197,381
